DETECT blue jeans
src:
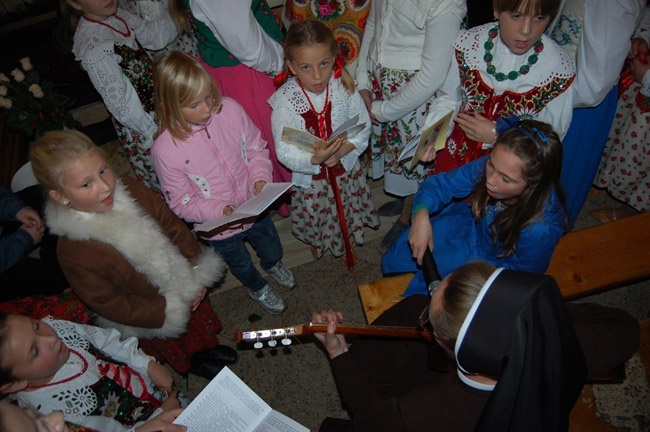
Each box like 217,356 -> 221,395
208,214 -> 283,292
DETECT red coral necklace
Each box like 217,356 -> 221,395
27,349 -> 88,390
83,14 -> 132,38
298,80 -> 330,138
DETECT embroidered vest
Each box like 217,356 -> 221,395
300,99 -> 345,178
446,49 -> 574,166
114,43 -> 155,113
86,344 -> 161,425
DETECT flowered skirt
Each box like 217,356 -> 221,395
367,61 -> 435,196
290,162 -> 379,258
594,82 -> 650,213
113,119 -> 162,198
138,297 -> 221,375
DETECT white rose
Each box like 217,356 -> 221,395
11,69 -> 25,82
0,73 -> 9,82
28,84 -> 44,98
19,57 -> 33,71
0,97 -> 12,109
0,86 -> 6,96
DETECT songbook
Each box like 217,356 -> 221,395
398,110 -> 454,171
173,367 -> 309,432
281,114 -> 365,154
194,182 -> 293,233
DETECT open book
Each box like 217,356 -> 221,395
194,183 -> 293,234
281,114 -> 365,154
173,367 -> 309,432
398,110 -> 454,171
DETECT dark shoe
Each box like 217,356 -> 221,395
377,198 -> 405,217
319,417 -> 352,432
380,219 -> 409,251
202,345 -> 238,365
190,353 -> 226,380
189,346 -> 238,380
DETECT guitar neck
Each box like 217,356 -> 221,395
235,323 -> 432,343
311,324 -> 432,341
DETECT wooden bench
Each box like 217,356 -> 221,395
359,211 -> 650,324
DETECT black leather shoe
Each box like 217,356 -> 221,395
380,219 -> 409,251
377,198 -> 405,217
201,345 -> 238,365
189,352 -> 226,380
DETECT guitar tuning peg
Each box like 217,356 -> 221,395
268,339 -> 277,348
254,334 -> 263,349
281,337 -> 292,346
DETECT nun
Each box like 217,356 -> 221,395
313,261 -> 640,432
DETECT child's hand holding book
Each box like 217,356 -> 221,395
161,389 -> 183,411
311,136 -> 344,165
254,180 -> 267,195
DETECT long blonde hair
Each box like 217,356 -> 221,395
167,0 -> 193,34
153,51 -> 222,141
30,130 -> 104,192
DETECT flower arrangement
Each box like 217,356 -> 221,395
0,57 -> 80,138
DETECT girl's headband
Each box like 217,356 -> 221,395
495,115 -> 548,154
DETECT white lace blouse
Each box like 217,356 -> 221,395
15,317 -> 160,432
72,8 -> 177,141
269,77 -> 371,188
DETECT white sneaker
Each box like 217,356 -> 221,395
267,261 -> 297,291
248,284 -> 287,315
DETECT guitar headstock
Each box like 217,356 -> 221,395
235,324 -> 315,349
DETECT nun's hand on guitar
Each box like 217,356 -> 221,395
409,209 -> 434,266
311,310 -> 349,359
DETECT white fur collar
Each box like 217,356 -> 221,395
46,179 -> 225,339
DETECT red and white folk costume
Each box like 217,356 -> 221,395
269,76 -> 379,264
426,23 -> 575,173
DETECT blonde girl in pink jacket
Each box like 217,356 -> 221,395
152,51 -> 296,316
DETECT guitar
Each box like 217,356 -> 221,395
235,323 -> 432,349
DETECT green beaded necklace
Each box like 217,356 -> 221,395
484,25 -> 544,82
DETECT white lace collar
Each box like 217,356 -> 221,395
455,23 -> 574,87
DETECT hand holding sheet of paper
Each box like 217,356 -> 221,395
281,114 -> 364,154
419,145 -> 437,163
194,183 -> 293,233
312,136 -> 344,165
398,110 -> 454,171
